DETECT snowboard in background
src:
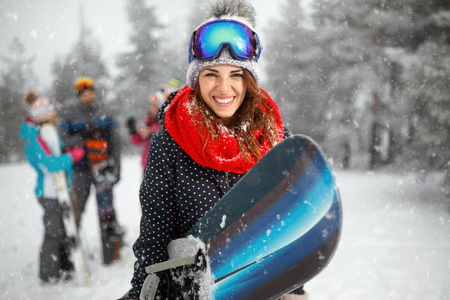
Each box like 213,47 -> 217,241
187,134 -> 342,300
39,124 -> 90,286
86,138 -> 124,265
91,159 -> 124,264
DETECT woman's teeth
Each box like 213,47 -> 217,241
215,97 -> 234,104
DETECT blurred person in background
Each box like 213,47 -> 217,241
58,77 -> 124,265
20,91 -> 84,283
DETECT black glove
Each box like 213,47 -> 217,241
126,117 -> 137,136
156,249 -> 208,299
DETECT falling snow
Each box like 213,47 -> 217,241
0,156 -> 449,299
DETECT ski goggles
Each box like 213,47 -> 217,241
188,19 -> 262,63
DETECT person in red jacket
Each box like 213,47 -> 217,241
126,97 -> 161,171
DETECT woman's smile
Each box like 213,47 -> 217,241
199,65 -> 245,124
214,96 -> 235,104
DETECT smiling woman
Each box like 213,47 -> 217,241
197,65 -> 246,123
192,65 -> 281,162
120,0 -> 306,299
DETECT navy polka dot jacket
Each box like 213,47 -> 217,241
126,91 -> 290,298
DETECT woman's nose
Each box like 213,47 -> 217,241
216,77 -> 231,93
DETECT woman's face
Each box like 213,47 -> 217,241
198,65 -> 245,124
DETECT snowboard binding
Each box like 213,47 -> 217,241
91,158 -> 118,187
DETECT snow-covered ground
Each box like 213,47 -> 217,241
0,156 -> 449,300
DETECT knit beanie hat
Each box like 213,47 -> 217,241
186,0 -> 260,88
75,77 -> 95,95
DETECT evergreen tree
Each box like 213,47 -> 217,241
114,0 -> 166,122
264,0 -> 372,167
386,0 -> 450,185
0,38 -> 36,163
263,0 -> 326,140
265,0 -> 450,170
310,0 -> 400,169
182,0 -> 209,79
50,13 -> 109,107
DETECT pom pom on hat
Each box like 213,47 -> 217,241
24,91 -> 39,106
186,0 -> 260,88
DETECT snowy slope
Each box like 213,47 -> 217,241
0,157 -> 449,300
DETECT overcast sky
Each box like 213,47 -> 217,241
0,0 -> 282,90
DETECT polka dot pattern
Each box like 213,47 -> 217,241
126,91 -> 290,298
128,125 -> 243,297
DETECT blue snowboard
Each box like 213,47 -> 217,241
186,134 -> 342,299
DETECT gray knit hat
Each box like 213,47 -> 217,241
186,0 -> 260,88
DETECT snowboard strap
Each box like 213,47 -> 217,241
144,247 -> 211,299
145,255 -> 196,274
139,273 -> 160,300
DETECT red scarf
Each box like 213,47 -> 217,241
165,85 -> 284,174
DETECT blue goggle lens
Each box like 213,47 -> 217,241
189,19 -> 262,63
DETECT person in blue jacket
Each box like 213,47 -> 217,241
58,77 -> 124,265
20,91 -> 84,284
121,1 -> 307,299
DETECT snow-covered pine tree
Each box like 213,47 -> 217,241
0,38 -> 36,163
385,0 -> 450,187
263,0 -> 327,142
50,6 -> 109,107
113,0 -> 165,124
310,0 -> 400,169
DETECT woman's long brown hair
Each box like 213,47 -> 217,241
193,69 -> 278,161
